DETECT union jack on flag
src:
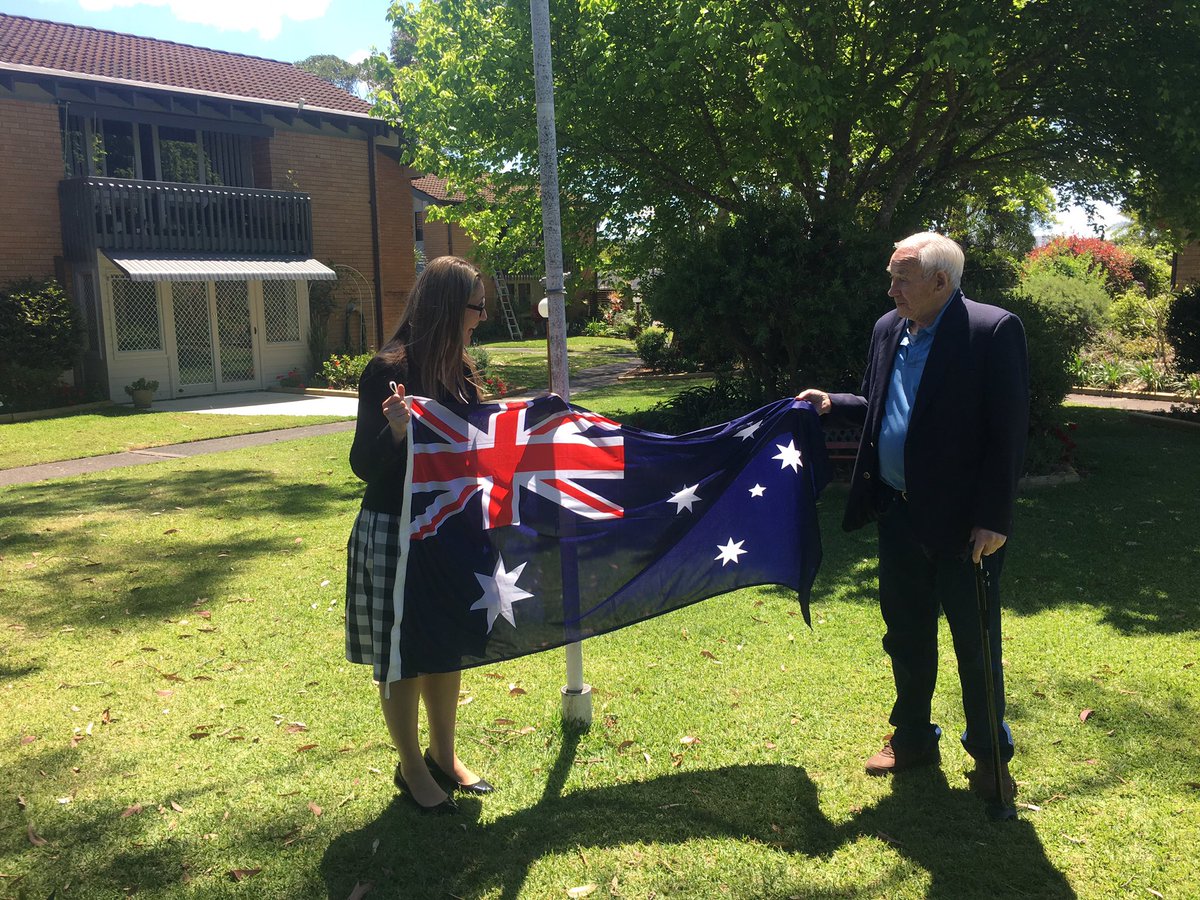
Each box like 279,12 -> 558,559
386,394 -> 829,680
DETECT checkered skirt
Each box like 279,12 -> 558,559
345,507 -> 403,682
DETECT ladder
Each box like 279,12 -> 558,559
493,274 -> 523,340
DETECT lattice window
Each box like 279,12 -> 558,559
263,281 -> 301,343
111,276 -> 161,352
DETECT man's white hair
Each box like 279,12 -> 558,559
894,232 -> 964,289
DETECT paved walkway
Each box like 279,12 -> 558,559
0,356 -> 643,487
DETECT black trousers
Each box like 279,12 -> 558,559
876,494 -> 1014,762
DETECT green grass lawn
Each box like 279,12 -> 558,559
0,407 -> 350,470
1,406 -> 1197,898
480,337 -> 638,394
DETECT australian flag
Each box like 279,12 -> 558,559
385,395 -> 829,679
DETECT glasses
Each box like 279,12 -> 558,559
465,301 -> 486,313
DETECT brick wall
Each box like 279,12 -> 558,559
264,131 -> 414,352
0,99 -> 65,283
1175,243 -> 1200,288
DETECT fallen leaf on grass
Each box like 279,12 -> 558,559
19,735 -> 37,745
1063,835 -> 1086,844
308,802 -> 323,817
170,801 -> 184,813
494,718 -> 515,726
121,804 -> 143,818
163,528 -> 178,535
192,675 -> 213,681
297,743 -> 318,752
617,740 -> 635,752
567,885 -> 597,898
1079,708 -> 1094,723
679,735 -> 700,746
26,824 -> 47,847
188,732 -> 210,740
285,724 -> 308,734
17,796 -> 27,810
197,610 -> 211,619
508,685 -> 527,697
670,752 -> 684,767
1147,889 -> 1165,898
700,650 -> 721,663
228,868 -> 261,882
764,741 -> 777,750
1017,802 -> 1041,812
157,690 -> 174,698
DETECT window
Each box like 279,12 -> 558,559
100,120 -> 137,178
159,126 -> 200,184
111,277 -> 161,352
263,281 -> 301,343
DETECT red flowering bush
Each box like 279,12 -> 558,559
1026,236 -> 1135,295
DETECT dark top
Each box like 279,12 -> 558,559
349,354 -> 480,515
829,291 -> 1030,554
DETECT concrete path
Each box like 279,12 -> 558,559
0,356 -> 644,487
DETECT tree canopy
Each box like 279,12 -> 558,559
294,54 -> 365,95
377,0 -> 1200,274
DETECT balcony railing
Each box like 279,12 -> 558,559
59,177 -> 315,261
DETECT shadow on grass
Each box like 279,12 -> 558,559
320,735 -> 1072,899
1,465 -> 360,630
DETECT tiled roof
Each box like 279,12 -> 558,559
412,173 -> 498,204
0,13 -> 371,116
411,174 -> 467,203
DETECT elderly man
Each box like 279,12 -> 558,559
799,232 -> 1028,802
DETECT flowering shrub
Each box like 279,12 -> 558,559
320,352 -> 374,389
480,374 -> 508,397
1026,236 -> 1135,295
276,368 -> 305,389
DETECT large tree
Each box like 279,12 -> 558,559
377,0 -> 1200,274
295,54 -> 365,95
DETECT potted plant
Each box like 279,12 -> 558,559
124,377 -> 159,409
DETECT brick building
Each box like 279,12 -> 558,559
0,13 -> 416,402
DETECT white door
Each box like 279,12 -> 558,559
212,281 -> 260,391
167,280 -> 262,395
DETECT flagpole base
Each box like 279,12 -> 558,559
560,683 -> 593,727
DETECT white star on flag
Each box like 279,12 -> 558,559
715,538 -> 747,566
772,440 -> 803,472
470,556 -> 534,632
749,483 -> 766,497
734,420 -> 761,440
668,484 -> 701,513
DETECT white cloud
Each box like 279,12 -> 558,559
1041,196 -> 1129,239
77,0 -> 331,41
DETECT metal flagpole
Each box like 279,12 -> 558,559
529,0 -> 592,726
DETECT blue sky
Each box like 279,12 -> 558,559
2,0 -> 394,63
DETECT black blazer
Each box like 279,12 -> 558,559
829,291 -> 1030,554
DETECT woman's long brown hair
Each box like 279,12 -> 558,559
377,256 -> 482,403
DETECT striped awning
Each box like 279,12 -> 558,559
104,253 -> 337,282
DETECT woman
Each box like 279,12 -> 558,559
346,255 -> 495,813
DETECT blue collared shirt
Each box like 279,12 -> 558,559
878,297 -> 953,492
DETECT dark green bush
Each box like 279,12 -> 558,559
621,377 -> 756,434
644,201 -> 891,399
0,278 -> 83,410
1001,291 -> 1089,434
635,326 -> 670,370
1166,282 -> 1200,374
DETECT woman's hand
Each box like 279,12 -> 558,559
383,381 -> 410,441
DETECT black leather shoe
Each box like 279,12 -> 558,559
394,763 -> 459,814
424,749 -> 495,795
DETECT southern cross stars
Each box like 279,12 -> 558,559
715,538 -> 747,566
668,484 -> 701,513
749,484 -> 766,497
470,555 -> 534,632
734,420 -> 761,440
772,440 -> 803,472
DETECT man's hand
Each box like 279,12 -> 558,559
796,388 -> 831,415
970,527 -> 1007,564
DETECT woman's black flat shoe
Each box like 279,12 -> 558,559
394,764 -> 459,814
424,749 -> 495,795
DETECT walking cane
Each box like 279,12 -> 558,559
975,559 -> 1017,821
